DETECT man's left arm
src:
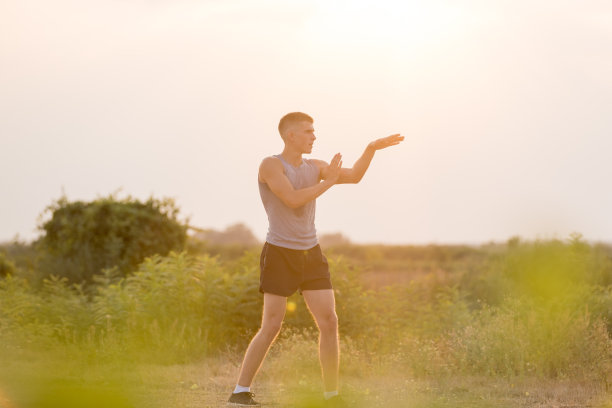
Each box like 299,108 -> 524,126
318,134 -> 404,184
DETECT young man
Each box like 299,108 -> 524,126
228,112 -> 404,407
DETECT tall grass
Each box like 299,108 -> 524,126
1,238 -> 611,386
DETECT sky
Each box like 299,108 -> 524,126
1,0 -> 611,245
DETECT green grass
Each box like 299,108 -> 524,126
1,237 -> 612,407
0,343 -> 609,408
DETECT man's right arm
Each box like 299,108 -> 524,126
259,155 -> 342,209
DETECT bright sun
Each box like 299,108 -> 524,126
303,0 -> 468,51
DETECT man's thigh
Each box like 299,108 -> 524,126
302,289 -> 336,321
261,292 -> 288,327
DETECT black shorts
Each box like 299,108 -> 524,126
259,242 -> 333,297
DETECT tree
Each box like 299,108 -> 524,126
191,223 -> 260,246
35,193 -> 188,283
318,232 -> 351,248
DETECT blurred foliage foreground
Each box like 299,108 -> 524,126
1,237 -> 612,406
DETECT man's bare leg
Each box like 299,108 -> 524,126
302,289 -> 339,392
236,293 -> 287,387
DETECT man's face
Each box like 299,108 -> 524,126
288,121 -> 316,154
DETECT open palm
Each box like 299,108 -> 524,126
369,134 -> 404,150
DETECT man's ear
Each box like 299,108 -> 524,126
285,128 -> 294,143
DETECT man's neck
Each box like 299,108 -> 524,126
280,148 -> 303,167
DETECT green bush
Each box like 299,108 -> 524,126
0,238 -> 37,277
93,251 -> 263,360
0,252 -> 16,277
445,296 -> 612,381
1,237 -> 611,381
35,193 -> 188,284
501,237 -> 612,301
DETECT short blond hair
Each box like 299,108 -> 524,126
278,112 -> 313,139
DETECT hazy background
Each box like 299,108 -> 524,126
1,0 -> 611,245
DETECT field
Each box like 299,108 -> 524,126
1,236 -> 612,407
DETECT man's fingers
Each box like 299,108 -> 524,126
379,134 -> 404,145
330,153 -> 342,167
385,135 -> 404,145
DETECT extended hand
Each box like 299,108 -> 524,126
369,134 -> 404,150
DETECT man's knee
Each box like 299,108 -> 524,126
317,312 -> 338,333
260,320 -> 283,340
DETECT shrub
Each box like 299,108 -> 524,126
35,193 -> 188,283
446,296 -> 612,381
1,236 -> 611,380
0,252 -> 16,277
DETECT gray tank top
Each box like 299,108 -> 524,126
258,154 -> 320,250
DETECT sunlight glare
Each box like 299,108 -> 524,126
303,0 -> 468,51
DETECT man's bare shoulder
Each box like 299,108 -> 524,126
260,156 -> 283,171
260,155 -> 282,165
259,156 -> 284,183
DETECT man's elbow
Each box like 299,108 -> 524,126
282,197 -> 302,209
287,201 -> 302,209
352,174 -> 364,184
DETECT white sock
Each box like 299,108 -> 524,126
324,390 -> 338,400
233,384 -> 251,394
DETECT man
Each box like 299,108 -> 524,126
228,112 -> 403,407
